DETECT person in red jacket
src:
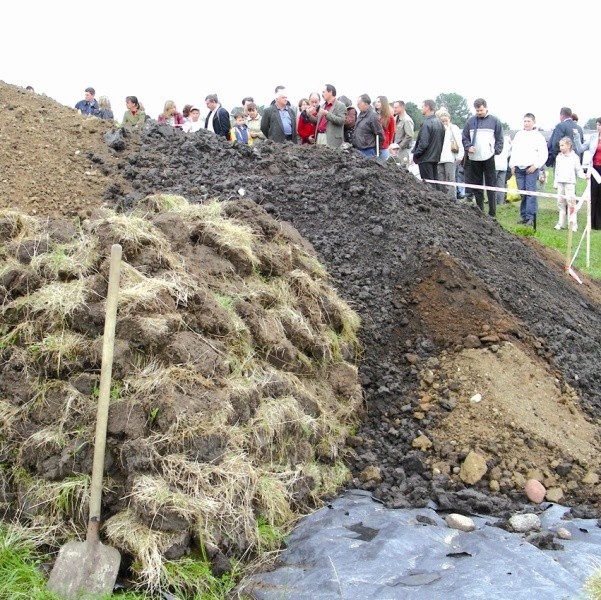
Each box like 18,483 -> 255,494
376,96 -> 396,161
297,98 -> 317,145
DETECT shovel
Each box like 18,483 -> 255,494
47,244 -> 123,599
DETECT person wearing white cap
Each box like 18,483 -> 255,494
183,106 -> 203,133
387,143 -> 403,167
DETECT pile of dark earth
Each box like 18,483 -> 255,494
98,123 -> 601,519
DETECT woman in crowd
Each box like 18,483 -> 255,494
297,98 -> 316,145
121,96 -> 146,127
182,104 -> 193,123
97,96 -> 114,121
245,102 -> 265,144
157,100 -> 184,127
376,96 -> 395,161
435,108 -> 464,201
583,117 -> 601,230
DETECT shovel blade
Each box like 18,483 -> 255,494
47,539 -> 120,599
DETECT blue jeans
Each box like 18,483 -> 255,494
495,170 -> 508,205
359,147 -> 377,157
455,164 -> 466,197
378,148 -> 390,162
515,167 -> 539,220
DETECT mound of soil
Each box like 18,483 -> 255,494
2,80 -> 601,583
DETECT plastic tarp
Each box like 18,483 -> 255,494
241,489 -> 601,599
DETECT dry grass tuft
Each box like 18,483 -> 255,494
134,194 -> 190,214
0,209 -> 41,242
30,237 -> 98,280
27,329 -> 88,374
189,200 -> 261,269
6,278 -> 90,322
105,508 -> 187,592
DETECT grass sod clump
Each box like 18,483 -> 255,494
496,170 -> 600,280
0,522 -> 235,600
0,195 -> 363,597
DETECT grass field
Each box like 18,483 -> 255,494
495,170 -> 600,280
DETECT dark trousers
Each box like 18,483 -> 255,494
465,155 -> 497,216
418,162 -> 438,183
592,165 -> 601,230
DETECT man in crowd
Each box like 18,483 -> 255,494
310,84 -> 346,148
75,87 -> 99,116
393,100 -> 414,167
261,88 -> 298,143
204,94 -> 231,140
412,99 -> 444,183
462,98 -> 504,217
509,113 -> 548,227
547,107 -> 576,167
352,94 -> 384,157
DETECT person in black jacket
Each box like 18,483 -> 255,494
261,88 -> 298,143
412,99 -> 445,183
204,94 -> 231,140
547,107 -> 577,167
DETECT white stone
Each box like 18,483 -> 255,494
509,513 -> 541,533
446,513 -> 476,532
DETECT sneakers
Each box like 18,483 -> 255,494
554,222 -> 562,230
524,219 -> 534,227
517,217 -> 528,224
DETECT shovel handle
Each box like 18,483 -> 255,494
88,244 -> 122,539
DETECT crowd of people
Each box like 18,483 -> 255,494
73,85 -> 601,232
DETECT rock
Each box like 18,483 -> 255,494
359,465 -> 382,483
404,353 -> 419,364
489,480 -> 500,492
556,527 -> 572,540
526,469 -> 545,482
459,451 -> 488,484
509,513 -> 541,533
513,472 -> 527,489
545,487 -> 565,503
463,334 -> 482,349
582,472 -> 600,485
422,369 -> 435,386
446,513 -> 476,532
412,434 -> 432,451
524,479 -> 546,503
480,334 -> 500,343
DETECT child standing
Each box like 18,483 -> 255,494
554,137 -> 586,231
231,112 -> 250,144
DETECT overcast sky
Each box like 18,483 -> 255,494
1,2 -> 595,131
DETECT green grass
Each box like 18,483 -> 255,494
496,171 -> 600,280
0,523 -> 238,599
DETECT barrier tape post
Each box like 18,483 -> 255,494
566,203 -> 574,274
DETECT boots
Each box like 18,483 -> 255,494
554,209 -> 566,230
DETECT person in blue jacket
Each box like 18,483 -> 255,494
75,87 -> 99,117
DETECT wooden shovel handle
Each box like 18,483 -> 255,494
88,244 -> 122,540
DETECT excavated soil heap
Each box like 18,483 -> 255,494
2,81 -> 601,587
